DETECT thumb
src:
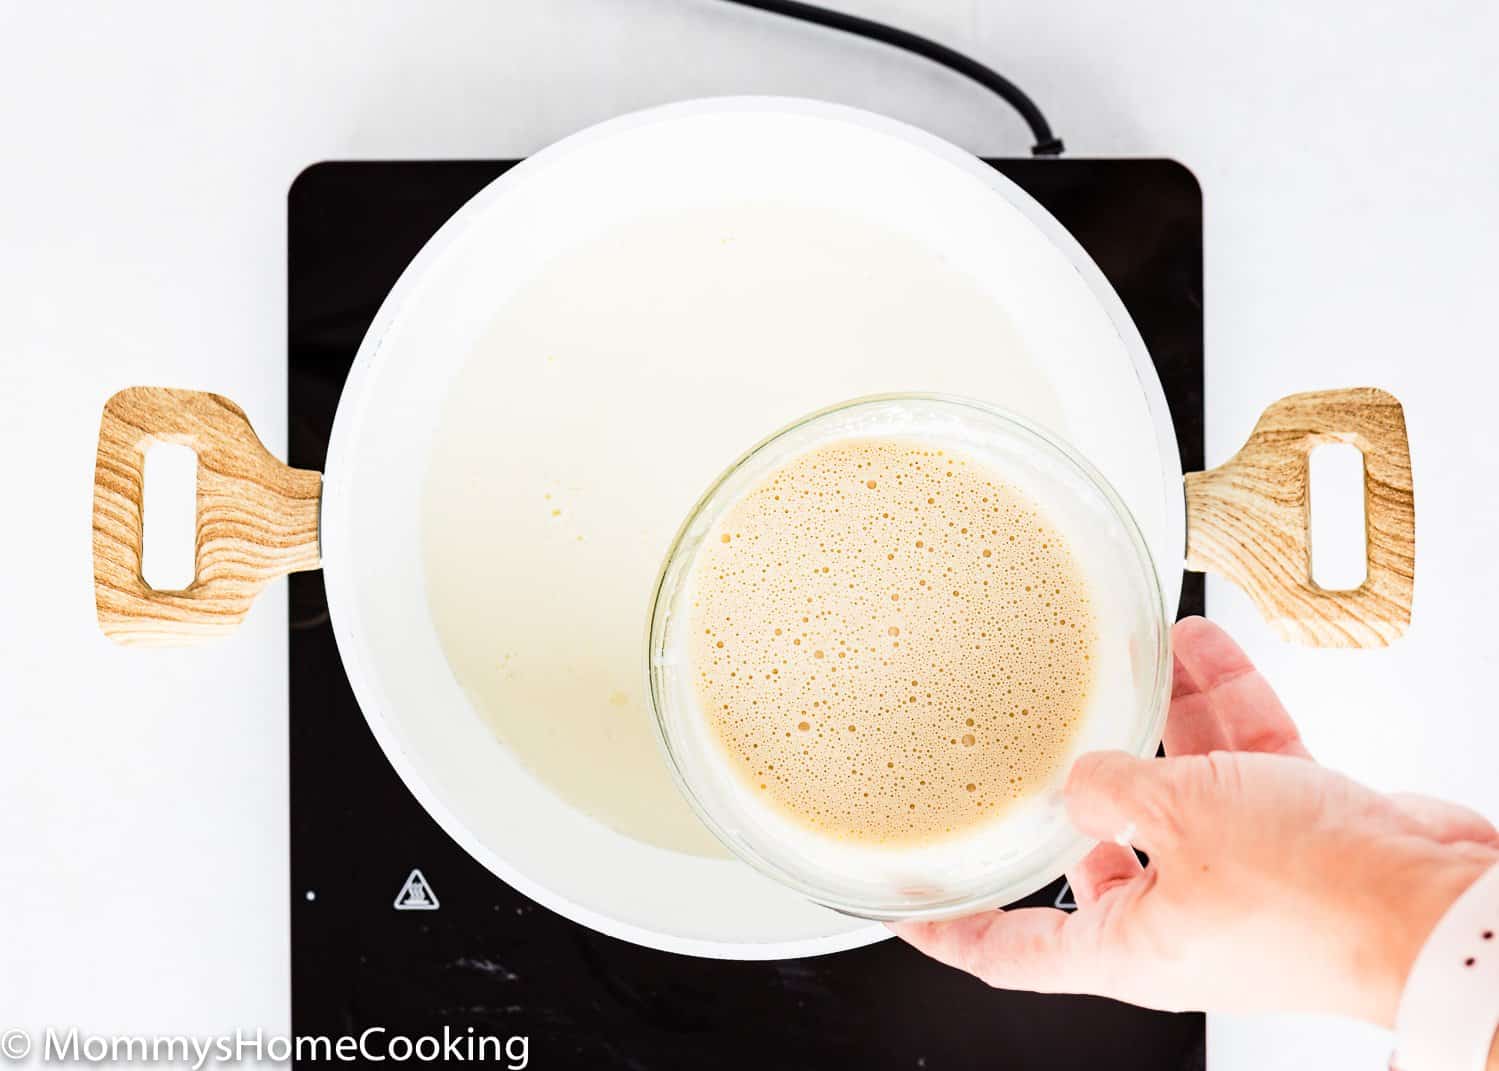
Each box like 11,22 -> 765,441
1065,750 -> 1183,853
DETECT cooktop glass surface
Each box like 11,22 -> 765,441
287,158 -> 1205,1070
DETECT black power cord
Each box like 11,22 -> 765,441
717,0 -> 1064,156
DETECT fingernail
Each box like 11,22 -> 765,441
1112,821 -> 1137,847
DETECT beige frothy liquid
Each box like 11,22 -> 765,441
688,438 -> 1098,845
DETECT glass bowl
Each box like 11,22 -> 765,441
646,395 -> 1170,920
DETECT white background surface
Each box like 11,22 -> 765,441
2,0 -> 1496,1066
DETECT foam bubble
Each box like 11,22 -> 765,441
687,438 -> 1098,845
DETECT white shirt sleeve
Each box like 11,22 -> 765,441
1392,861 -> 1499,1071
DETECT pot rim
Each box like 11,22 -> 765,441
319,95 -> 1185,957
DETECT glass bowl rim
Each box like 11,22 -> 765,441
644,392 -> 1173,920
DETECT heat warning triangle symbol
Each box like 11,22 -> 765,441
1053,880 -> 1077,911
393,868 -> 440,911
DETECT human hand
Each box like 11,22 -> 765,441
891,616 -> 1499,1026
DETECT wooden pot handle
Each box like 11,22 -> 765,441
92,387 -> 322,646
1184,387 -> 1415,648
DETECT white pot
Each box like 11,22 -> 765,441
91,98 -> 1415,960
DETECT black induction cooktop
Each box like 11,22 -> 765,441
288,158 -> 1205,1069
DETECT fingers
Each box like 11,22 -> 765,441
1065,750 -> 1179,853
1166,616 -> 1310,759
1389,792 -> 1499,847
1162,648 -> 1230,754
1066,841 -> 1143,908
890,907 -> 1095,992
